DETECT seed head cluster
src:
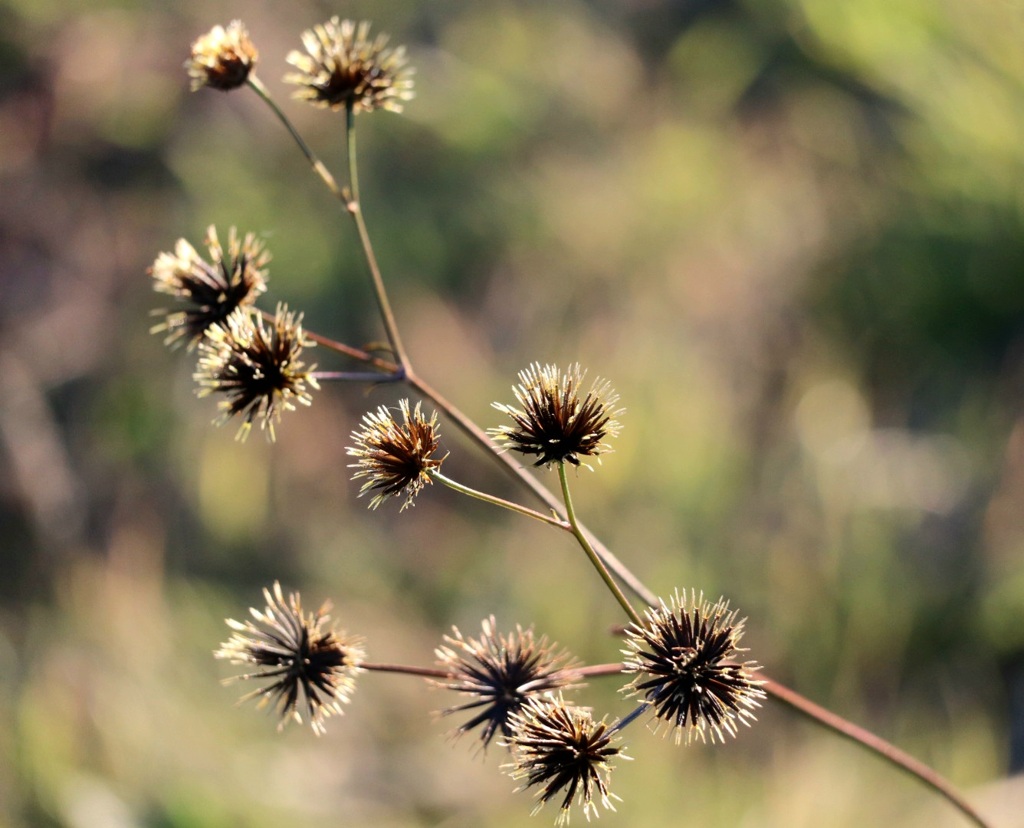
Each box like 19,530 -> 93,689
194,303 -> 318,441
186,20 -> 258,92
176,15 -> 778,826
285,18 -> 415,113
215,582 -> 365,735
622,590 -> 765,744
434,617 -> 581,749
347,399 -> 445,509
491,363 -> 622,468
149,225 -> 268,350
504,694 -> 628,825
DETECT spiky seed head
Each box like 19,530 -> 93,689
504,694 -> 629,825
285,18 -> 414,113
434,617 -> 582,749
194,303 -> 318,441
347,399 -> 445,509
149,225 -> 269,350
186,20 -> 258,92
490,363 -> 622,469
215,581 -> 364,735
621,589 -> 765,744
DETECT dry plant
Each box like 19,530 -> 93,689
147,18 -> 993,827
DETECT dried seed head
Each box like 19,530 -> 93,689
285,18 -> 414,113
621,590 -> 765,744
194,303 -> 318,441
434,617 -> 581,749
490,363 -> 623,468
347,399 -> 445,509
504,694 -> 629,825
149,225 -> 269,350
215,582 -> 364,735
186,20 -> 258,92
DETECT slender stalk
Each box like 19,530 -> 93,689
302,326 -> 398,372
558,462 -> 642,626
246,76 -> 344,199
257,307 -> 400,373
547,662 -> 990,827
361,662 -> 449,679
764,678 -> 990,828
430,469 -> 569,530
312,370 -> 403,383
344,101 -> 410,371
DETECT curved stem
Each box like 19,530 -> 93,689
344,101 -> 410,371
764,678 -> 990,828
246,76 -> 344,199
558,462 -> 642,626
431,469 -> 569,530
551,662 -> 989,827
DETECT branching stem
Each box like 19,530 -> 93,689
558,462 -> 642,627
344,102 -> 409,372
243,81 -> 990,828
431,469 -> 569,530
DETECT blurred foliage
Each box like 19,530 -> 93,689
2,0 -> 1024,825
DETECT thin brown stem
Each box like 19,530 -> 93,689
764,678 -> 989,828
258,308 -> 398,371
312,370 -> 403,383
553,663 -> 989,826
362,662 -> 450,679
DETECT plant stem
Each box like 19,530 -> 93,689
301,325 -> 398,371
361,662 -> 450,679
258,307 -> 400,373
548,662 -> 990,827
344,101 -> 409,372
431,469 -> 569,529
312,370 -> 403,383
764,678 -> 990,828
246,76 -> 344,199
558,462 -> 642,626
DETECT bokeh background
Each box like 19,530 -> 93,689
2,0 -> 1024,825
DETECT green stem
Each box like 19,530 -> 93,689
557,462 -> 642,626
431,470 -> 569,530
246,76 -> 343,199
344,101 -> 409,372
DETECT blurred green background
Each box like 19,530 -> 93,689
2,0 -> 1024,825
